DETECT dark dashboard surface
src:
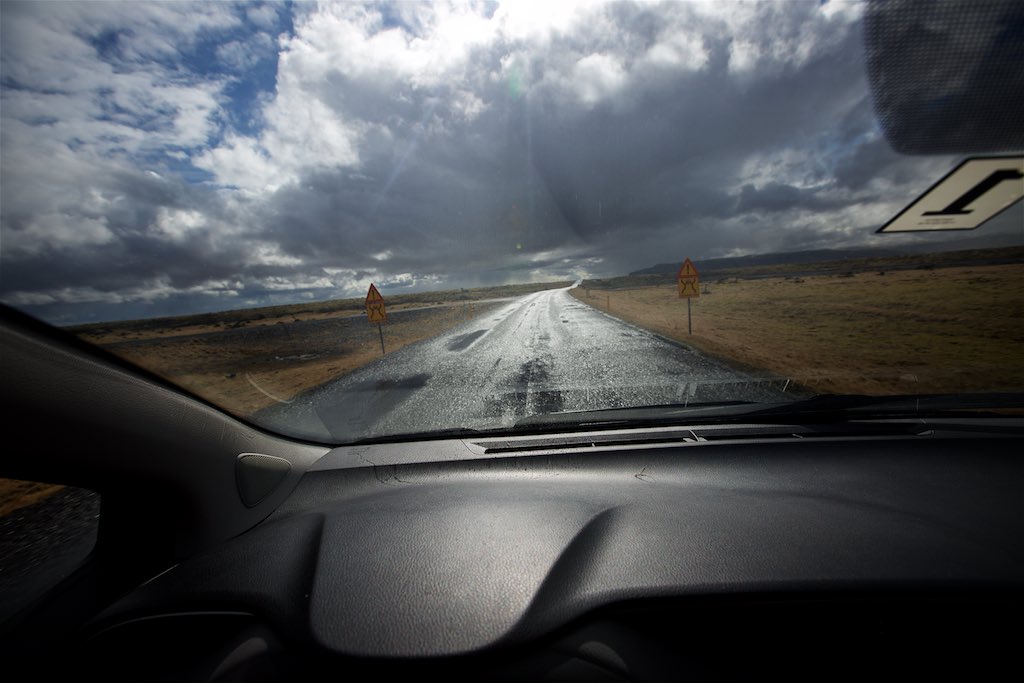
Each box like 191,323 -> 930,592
78,432 -> 1024,681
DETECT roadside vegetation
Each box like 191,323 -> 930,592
69,280 -> 573,417
572,253 -> 1024,396
68,281 -> 574,344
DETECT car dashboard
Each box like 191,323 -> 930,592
72,425 -> 1023,681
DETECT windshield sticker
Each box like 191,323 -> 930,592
877,156 -> 1023,232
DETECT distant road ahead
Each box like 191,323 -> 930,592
259,287 -> 787,442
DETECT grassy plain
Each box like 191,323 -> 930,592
71,281 -> 573,417
0,479 -> 66,517
572,263 -> 1024,395
70,281 -> 574,345
96,303 -> 502,417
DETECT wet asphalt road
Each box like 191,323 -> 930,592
0,487 -> 100,625
259,287 -> 787,442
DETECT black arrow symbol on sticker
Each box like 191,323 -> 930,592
923,169 -> 1023,216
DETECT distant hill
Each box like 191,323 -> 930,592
579,244 -> 1024,291
630,231 -> 1024,277
629,248 -> 906,276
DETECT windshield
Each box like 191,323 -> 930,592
2,1 -> 1022,443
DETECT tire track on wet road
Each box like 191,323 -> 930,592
259,287 -> 787,442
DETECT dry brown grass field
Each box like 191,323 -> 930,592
572,263 -> 1024,395
0,479 -> 65,517
80,299 -> 509,418
72,282 -> 572,418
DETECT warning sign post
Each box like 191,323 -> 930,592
365,283 -> 387,355
677,258 -> 699,335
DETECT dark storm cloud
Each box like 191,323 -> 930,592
735,182 -> 846,213
248,70 -> 596,275
500,15 -> 870,238
242,1 -> 877,278
4,1 -> 987,324
2,166 -> 236,293
833,136 -> 936,191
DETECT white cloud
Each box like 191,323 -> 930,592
1,2 -> 227,173
216,32 -> 274,70
5,279 -> 176,306
820,0 -> 865,22
710,0 -> 862,77
253,243 -> 303,267
642,32 -> 709,71
246,3 -> 280,30
382,272 -> 415,287
261,275 -> 334,291
193,134 -> 282,192
156,208 -> 206,240
194,1 -> 658,189
494,0 -> 590,43
571,53 -> 628,107
451,89 -> 487,121
281,2 -> 496,89
187,279 -> 244,297
4,214 -> 115,256
195,89 -> 361,192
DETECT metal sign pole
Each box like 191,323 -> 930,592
678,258 -> 699,335
378,323 -> 385,355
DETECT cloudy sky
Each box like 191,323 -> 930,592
1,1 -> 1019,324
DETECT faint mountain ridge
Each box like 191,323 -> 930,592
630,232 -> 1023,276
630,248 -> 905,276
